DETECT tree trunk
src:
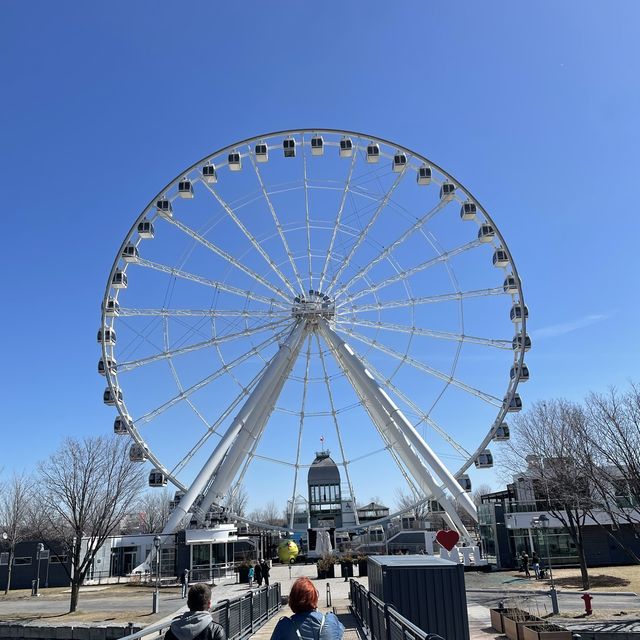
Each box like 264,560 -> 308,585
4,548 -> 15,594
577,543 -> 590,590
69,581 -> 80,613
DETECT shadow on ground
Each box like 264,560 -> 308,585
552,574 -> 630,589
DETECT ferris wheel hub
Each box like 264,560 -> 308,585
291,289 -> 335,321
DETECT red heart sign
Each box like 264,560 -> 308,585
436,529 -> 460,551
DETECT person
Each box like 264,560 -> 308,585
255,561 -> 263,587
531,552 -> 541,579
260,559 -> 270,587
165,583 -> 226,640
270,577 -> 344,640
521,551 -> 530,578
180,568 -> 190,599
248,564 -> 255,588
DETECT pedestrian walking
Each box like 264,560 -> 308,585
260,559 -> 270,587
531,552 -> 541,579
270,577 -> 344,640
180,568 -> 190,598
255,561 -> 263,587
248,565 -> 255,588
165,583 -> 226,640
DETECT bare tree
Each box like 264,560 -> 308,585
249,500 -> 283,526
472,483 -> 494,507
0,472 -> 33,593
225,484 -> 249,518
394,488 -> 430,521
137,489 -> 172,534
507,399 -> 594,589
38,436 -> 145,612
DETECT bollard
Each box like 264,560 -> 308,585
127,622 -> 134,636
572,635 -> 582,640
550,586 -> 559,615
581,593 -> 593,615
326,582 -> 332,608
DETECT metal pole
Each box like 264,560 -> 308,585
152,537 -> 161,614
541,518 -> 559,614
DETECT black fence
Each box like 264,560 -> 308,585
125,582 -> 281,640
349,580 -> 445,640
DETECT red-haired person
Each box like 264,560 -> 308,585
270,577 -> 344,640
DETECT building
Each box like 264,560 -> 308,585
357,502 -> 390,523
478,463 -> 640,568
0,540 -> 71,590
308,450 -> 343,528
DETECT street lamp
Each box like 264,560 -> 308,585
531,515 -> 558,614
152,536 -> 161,614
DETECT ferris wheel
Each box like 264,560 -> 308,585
98,129 -> 529,540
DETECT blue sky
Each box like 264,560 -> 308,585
2,2 -> 639,513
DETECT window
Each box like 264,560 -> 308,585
50,555 -> 68,564
14,557 -> 32,566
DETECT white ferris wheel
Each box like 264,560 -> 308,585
98,129 -> 529,540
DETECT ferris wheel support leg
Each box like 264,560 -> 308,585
196,350 -> 294,521
318,320 -> 474,540
320,319 -> 478,523
161,320 -> 307,535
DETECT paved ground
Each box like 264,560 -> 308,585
2,564 -> 640,638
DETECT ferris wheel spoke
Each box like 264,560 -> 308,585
315,333 -> 360,525
135,327 -> 288,426
164,216 -> 291,302
325,165 -> 410,295
335,325 -> 502,407
339,238 -> 483,306
119,318 -> 290,372
333,199 -> 450,299
288,334 -> 312,529
337,286 -> 505,313
169,362 -> 268,478
246,150 -> 306,293
301,135 -> 313,290
199,179 -> 298,297
317,140 -> 360,293
339,318 -> 511,349
134,257 -> 289,309
117,307 -> 290,318
162,317 -> 212,432
355,350 -> 473,459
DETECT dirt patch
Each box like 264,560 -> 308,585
1,610 -> 163,624
553,574 -> 630,589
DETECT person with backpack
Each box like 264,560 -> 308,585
270,577 -> 344,640
531,552 -> 541,579
255,561 -> 263,587
165,584 -> 225,640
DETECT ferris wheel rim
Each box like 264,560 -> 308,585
100,128 -> 528,529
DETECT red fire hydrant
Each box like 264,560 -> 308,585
581,593 -> 593,615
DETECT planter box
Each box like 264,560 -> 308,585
522,623 -> 572,640
358,559 -> 368,576
490,608 -> 504,632
316,564 -> 335,579
490,608 -> 525,634
503,612 -> 542,640
340,563 -> 354,578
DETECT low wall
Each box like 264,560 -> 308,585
0,624 -> 143,639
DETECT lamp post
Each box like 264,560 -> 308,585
532,515 -> 558,614
34,543 -> 44,597
152,536 -> 161,614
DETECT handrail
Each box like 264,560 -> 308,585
124,582 -> 281,640
349,579 -> 445,640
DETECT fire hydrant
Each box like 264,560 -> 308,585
581,593 -> 593,615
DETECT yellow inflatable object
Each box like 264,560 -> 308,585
278,539 -> 299,564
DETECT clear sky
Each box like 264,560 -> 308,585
2,2 -> 639,514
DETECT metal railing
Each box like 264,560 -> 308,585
124,582 -> 281,639
349,580 -> 445,640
